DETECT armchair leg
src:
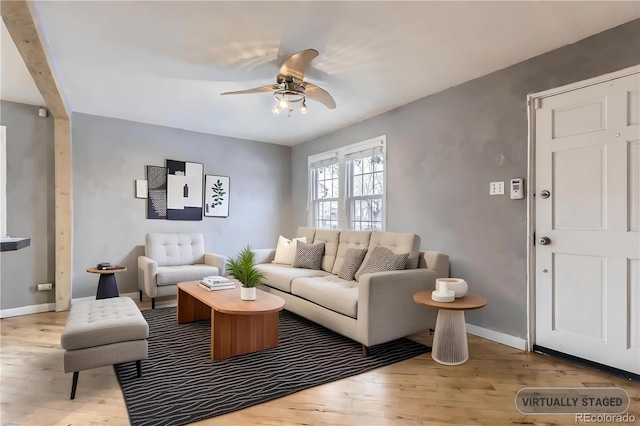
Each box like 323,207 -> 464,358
136,360 -> 142,377
139,290 -> 142,301
70,371 -> 79,399
151,298 -> 156,309
362,345 -> 369,357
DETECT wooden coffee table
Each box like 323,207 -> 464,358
177,281 -> 285,360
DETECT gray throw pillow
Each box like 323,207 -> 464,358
292,241 -> 325,270
355,246 -> 408,282
338,248 -> 368,281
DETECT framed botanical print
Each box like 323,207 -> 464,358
204,175 -> 230,218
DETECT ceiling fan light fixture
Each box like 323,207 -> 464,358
272,88 -> 308,116
222,49 -> 335,115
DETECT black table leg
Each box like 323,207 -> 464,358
96,273 -> 119,299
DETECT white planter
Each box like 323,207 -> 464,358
436,278 -> 468,298
240,286 -> 256,301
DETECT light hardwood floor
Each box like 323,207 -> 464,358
1,296 -> 638,425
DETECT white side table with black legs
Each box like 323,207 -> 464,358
413,291 -> 487,365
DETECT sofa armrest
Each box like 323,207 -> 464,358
356,268 -> 439,346
421,251 -> 450,278
204,253 -> 227,276
252,248 -> 276,265
137,256 -> 158,298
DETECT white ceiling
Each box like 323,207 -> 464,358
2,1 -> 639,146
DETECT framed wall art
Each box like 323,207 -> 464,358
135,179 -> 148,199
146,165 -> 167,219
204,175 -> 230,218
166,160 -> 203,221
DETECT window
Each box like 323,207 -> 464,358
308,136 -> 386,230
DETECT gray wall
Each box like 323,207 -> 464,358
1,101 -> 56,309
71,113 -> 292,299
1,108 -> 291,309
291,20 -> 640,339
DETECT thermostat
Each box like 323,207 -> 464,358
510,178 -> 524,199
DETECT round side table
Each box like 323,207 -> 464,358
413,291 -> 487,365
87,267 -> 127,299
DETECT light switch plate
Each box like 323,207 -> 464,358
490,181 -> 504,195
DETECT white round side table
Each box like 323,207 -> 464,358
413,291 -> 487,365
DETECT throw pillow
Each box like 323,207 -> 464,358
337,248 -> 368,281
292,241 -> 325,270
272,235 -> 306,265
354,246 -> 409,282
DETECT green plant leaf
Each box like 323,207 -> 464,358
226,245 -> 265,288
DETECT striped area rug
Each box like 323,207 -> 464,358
114,307 -> 430,426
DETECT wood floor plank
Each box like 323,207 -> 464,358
1,296 -> 637,425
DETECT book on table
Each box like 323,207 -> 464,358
201,275 -> 232,285
198,282 -> 235,291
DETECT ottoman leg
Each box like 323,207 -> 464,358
136,360 -> 142,377
70,371 -> 79,399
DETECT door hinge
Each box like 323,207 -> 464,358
534,98 -> 541,109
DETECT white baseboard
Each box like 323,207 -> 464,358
70,292 -> 139,305
466,323 -> 527,351
0,292 -> 140,318
0,302 -> 56,318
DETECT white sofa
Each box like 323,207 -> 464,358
254,227 -> 449,355
137,233 -> 226,308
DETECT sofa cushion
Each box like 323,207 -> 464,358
313,229 -> 340,272
363,231 -> 421,270
146,233 -> 206,267
156,264 -> 220,286
355,246 -> 408,282
293,241 -> 325,270
256,263 -> 330,293
337,248 -> 368,281
331,230 -> 372,275
272,235 -> 306,265
291,276 -> 359,318
296,226 -> 316,243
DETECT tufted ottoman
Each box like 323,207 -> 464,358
60,297 -> 149,399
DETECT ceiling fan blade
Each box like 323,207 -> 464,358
279,49 -> 319,82
303,83 -> 336,109
220,84 -> 279,96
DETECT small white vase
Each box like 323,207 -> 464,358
436,278 -> 468,298
240,286 -> 256,301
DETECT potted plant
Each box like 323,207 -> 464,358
226,245 -> 265,301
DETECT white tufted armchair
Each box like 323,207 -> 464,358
137,233 -> 226,308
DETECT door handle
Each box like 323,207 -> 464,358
538,236 -> 551,245
539,190 -> 550,199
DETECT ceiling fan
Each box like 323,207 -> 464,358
221,49 -> 336,115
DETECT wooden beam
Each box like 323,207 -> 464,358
54,118 -> 72,311
2,1 -> 73,310
1,0 -> 70,119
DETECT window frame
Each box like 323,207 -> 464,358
1,125 -> 6,237
307,135 -> 386,230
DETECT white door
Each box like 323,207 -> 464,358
535,72 -> 640,374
